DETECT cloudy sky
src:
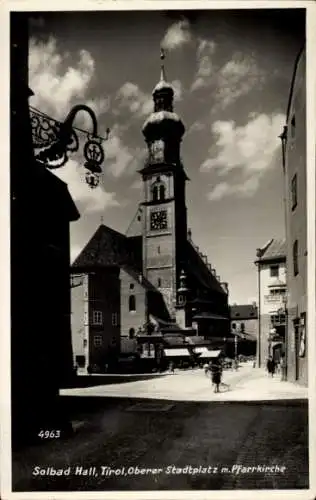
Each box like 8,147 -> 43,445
28,8 -> 305,304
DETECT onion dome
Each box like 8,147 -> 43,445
142,49 -> 185,144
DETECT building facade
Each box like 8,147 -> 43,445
228,304 -> 258,358
255,239 -> 287,368
71,56 -> 229,372
282,46 -> 307,386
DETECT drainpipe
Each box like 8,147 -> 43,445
256,260 -> 261,368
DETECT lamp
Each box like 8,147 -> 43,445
30,103 -> 110,188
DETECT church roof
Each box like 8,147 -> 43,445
153,79 -> 174,94
72,224 -> 138,269
186,241 -> 226,296
142,110 -> 183,131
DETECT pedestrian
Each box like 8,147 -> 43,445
266,356 -> 275,377
211,359 -> 222,393
169,361 -> 175,374
280,354 -> 286,381
270,357 -> 276,377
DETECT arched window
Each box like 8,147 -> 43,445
232,322 -> 236,330
129,328 -> 135,339
159,184 -> 165,201
151,181 -> 166,202
152,185 -> 159,202
129,295 -> 136,312
240,322 -> 245,332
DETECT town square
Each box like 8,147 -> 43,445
6,3 -> 312,497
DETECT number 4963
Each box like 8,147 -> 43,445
38,430 -> 61,439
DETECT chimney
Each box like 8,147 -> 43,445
211,268 -> 216,276
138,274 -> 143,284
202,254 -> 208,264
216,275 -> 221,282
207,263 -> 212,272
221,282 -> 229,294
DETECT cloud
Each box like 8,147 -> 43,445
29,37 -> 99,120
202,112 -> 285,201
29,37 -> 122,210
171,79 -> 183,101
191,38 -> 216,91
130,179 -> 143,190
161,19 -> 192,50
105,132 -> 135,178
53,158 -> 119,213
214,53 -> 266,110
115,82 -> 152,117
188,121 -> 206,134
191,47 -> 265,110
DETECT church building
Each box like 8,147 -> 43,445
71,53 -> 229,372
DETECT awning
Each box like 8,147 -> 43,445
164,348 -> 191,357
199,350 -> 221,359
194,347 -> 209,354
192,312 -> 228,320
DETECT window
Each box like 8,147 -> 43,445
240,322 -> 245,333
129,295 -> 136,312
293,240 -> 299,276
151,180 -> 166,202
270,265 -> 279,278
157,245 -> 161,254
157,278 -> 161,287
92,310 -> 103,325
129,328 -> 135,339
178,294 -> 185,305
112,313 -> 118,326
152,185 -> 159,202
291,173 -> 297,210
232,323 -> 236,330
270,315 -> 278,327
159,184 -> 166,201
94,335 -> 103,347
129,283 -> 134,290
83,339 -> 87,348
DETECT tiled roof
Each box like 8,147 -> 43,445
257,238 -> 286,262
186,241 -> 226,296
72,224 -> 135,269
230,305 -> 258,320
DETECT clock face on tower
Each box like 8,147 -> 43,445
150,210 -> 168,231
150,140 -> 164,163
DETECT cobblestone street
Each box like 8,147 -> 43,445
12,365 -> 308,492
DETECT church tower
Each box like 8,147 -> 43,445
140,50 -> 188,316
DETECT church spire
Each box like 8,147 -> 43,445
142,46 -> 185,167
152,48 -> 174,112
160,48 -> 166,82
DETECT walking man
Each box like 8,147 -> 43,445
211,359 -> 222,393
